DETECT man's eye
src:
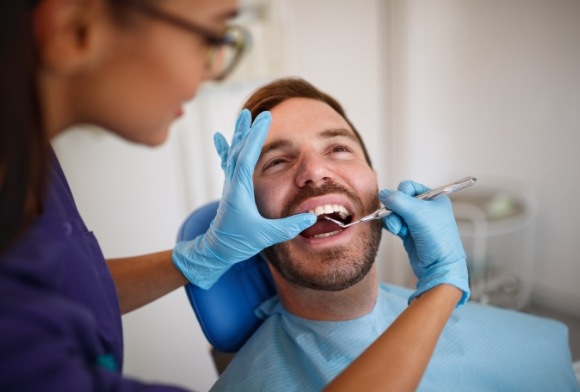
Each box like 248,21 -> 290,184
330,144 -> 352,154
263,157 -> 287,171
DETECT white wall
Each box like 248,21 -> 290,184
51,0 -> 580,390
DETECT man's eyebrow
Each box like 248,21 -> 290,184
259,139 -> 293,160
319,128 -> 358,141
259,128 -> 358,160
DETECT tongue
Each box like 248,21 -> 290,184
301,218 -> 342,237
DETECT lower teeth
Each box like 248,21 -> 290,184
312,230 -> 341,239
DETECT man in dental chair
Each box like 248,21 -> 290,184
209,77 -> 579,392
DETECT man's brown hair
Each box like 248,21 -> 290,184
242,77 -> 372,167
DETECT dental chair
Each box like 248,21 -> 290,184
176,200 -> 276,373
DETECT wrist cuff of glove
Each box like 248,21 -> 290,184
172,236 -> 232,290
410,264 -> 471,308
409,281 -> 470,308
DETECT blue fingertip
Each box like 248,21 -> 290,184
240,108 -> 251,118
234,110 -> 251,139
307,212 -> 317,225
379,189 -> 393,199
213,132 -> 227,149
254,111 -> 272,125
237,109 -> 251,125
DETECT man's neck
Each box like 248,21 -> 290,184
270,266 -> 379,321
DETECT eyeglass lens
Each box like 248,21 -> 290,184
208,26 -> 251,81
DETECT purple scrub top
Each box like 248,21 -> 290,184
0,149 -> 188,391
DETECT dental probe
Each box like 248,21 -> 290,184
324,176 -> 477,228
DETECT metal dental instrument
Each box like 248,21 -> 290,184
324,176 -> 477,228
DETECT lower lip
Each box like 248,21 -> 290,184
300,226 -> 352,244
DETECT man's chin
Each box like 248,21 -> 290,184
267,247 -> 372,291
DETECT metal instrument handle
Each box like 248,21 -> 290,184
371,176 -> 477,221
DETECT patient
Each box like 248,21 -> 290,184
210,78 -> 579,391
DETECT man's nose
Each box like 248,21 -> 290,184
294,152 -> 332,188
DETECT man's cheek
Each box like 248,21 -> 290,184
254,186 -> 277,218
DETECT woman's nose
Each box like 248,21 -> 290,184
294,152 -> 332,188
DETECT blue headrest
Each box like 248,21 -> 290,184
176,201 -> 276,353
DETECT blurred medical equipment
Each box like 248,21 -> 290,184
325,176 -> 476,228
449,178 -> 536,309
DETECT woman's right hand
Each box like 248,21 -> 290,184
379,180 -> 470,306
172,110 -> 316,289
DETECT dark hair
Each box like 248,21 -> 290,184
0,1 -> 46,253
242,77 -> 373,167
0,1 -> 162,255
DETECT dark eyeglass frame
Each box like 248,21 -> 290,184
123,1 -> 250,81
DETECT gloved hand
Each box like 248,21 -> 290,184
379,180 -> 470,307
173,109 -> 317,289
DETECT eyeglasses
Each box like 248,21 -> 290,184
124,1 -> 251,81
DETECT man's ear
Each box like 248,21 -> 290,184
32,0 -> 105,74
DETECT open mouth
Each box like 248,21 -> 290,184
300,204 -> 353,239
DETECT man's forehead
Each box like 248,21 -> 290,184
267,99 -> 355,138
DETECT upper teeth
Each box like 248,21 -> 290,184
309,204 -> 350,220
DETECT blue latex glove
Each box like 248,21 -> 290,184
379,180 -> 470,307
173,110 -> 317,289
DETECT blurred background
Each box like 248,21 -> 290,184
52,0 -> 580,390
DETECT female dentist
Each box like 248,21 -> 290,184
0,0 -> 468,391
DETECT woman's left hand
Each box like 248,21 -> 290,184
172,110 -> 316,289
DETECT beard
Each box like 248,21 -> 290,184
263,181 -> 383,291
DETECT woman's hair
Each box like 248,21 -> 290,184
242,77 -> 373,167
0,0 -> 162,255
0,0 -> 157,254
0,1 -> 46,254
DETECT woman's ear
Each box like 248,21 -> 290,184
32,0 -> 106,74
